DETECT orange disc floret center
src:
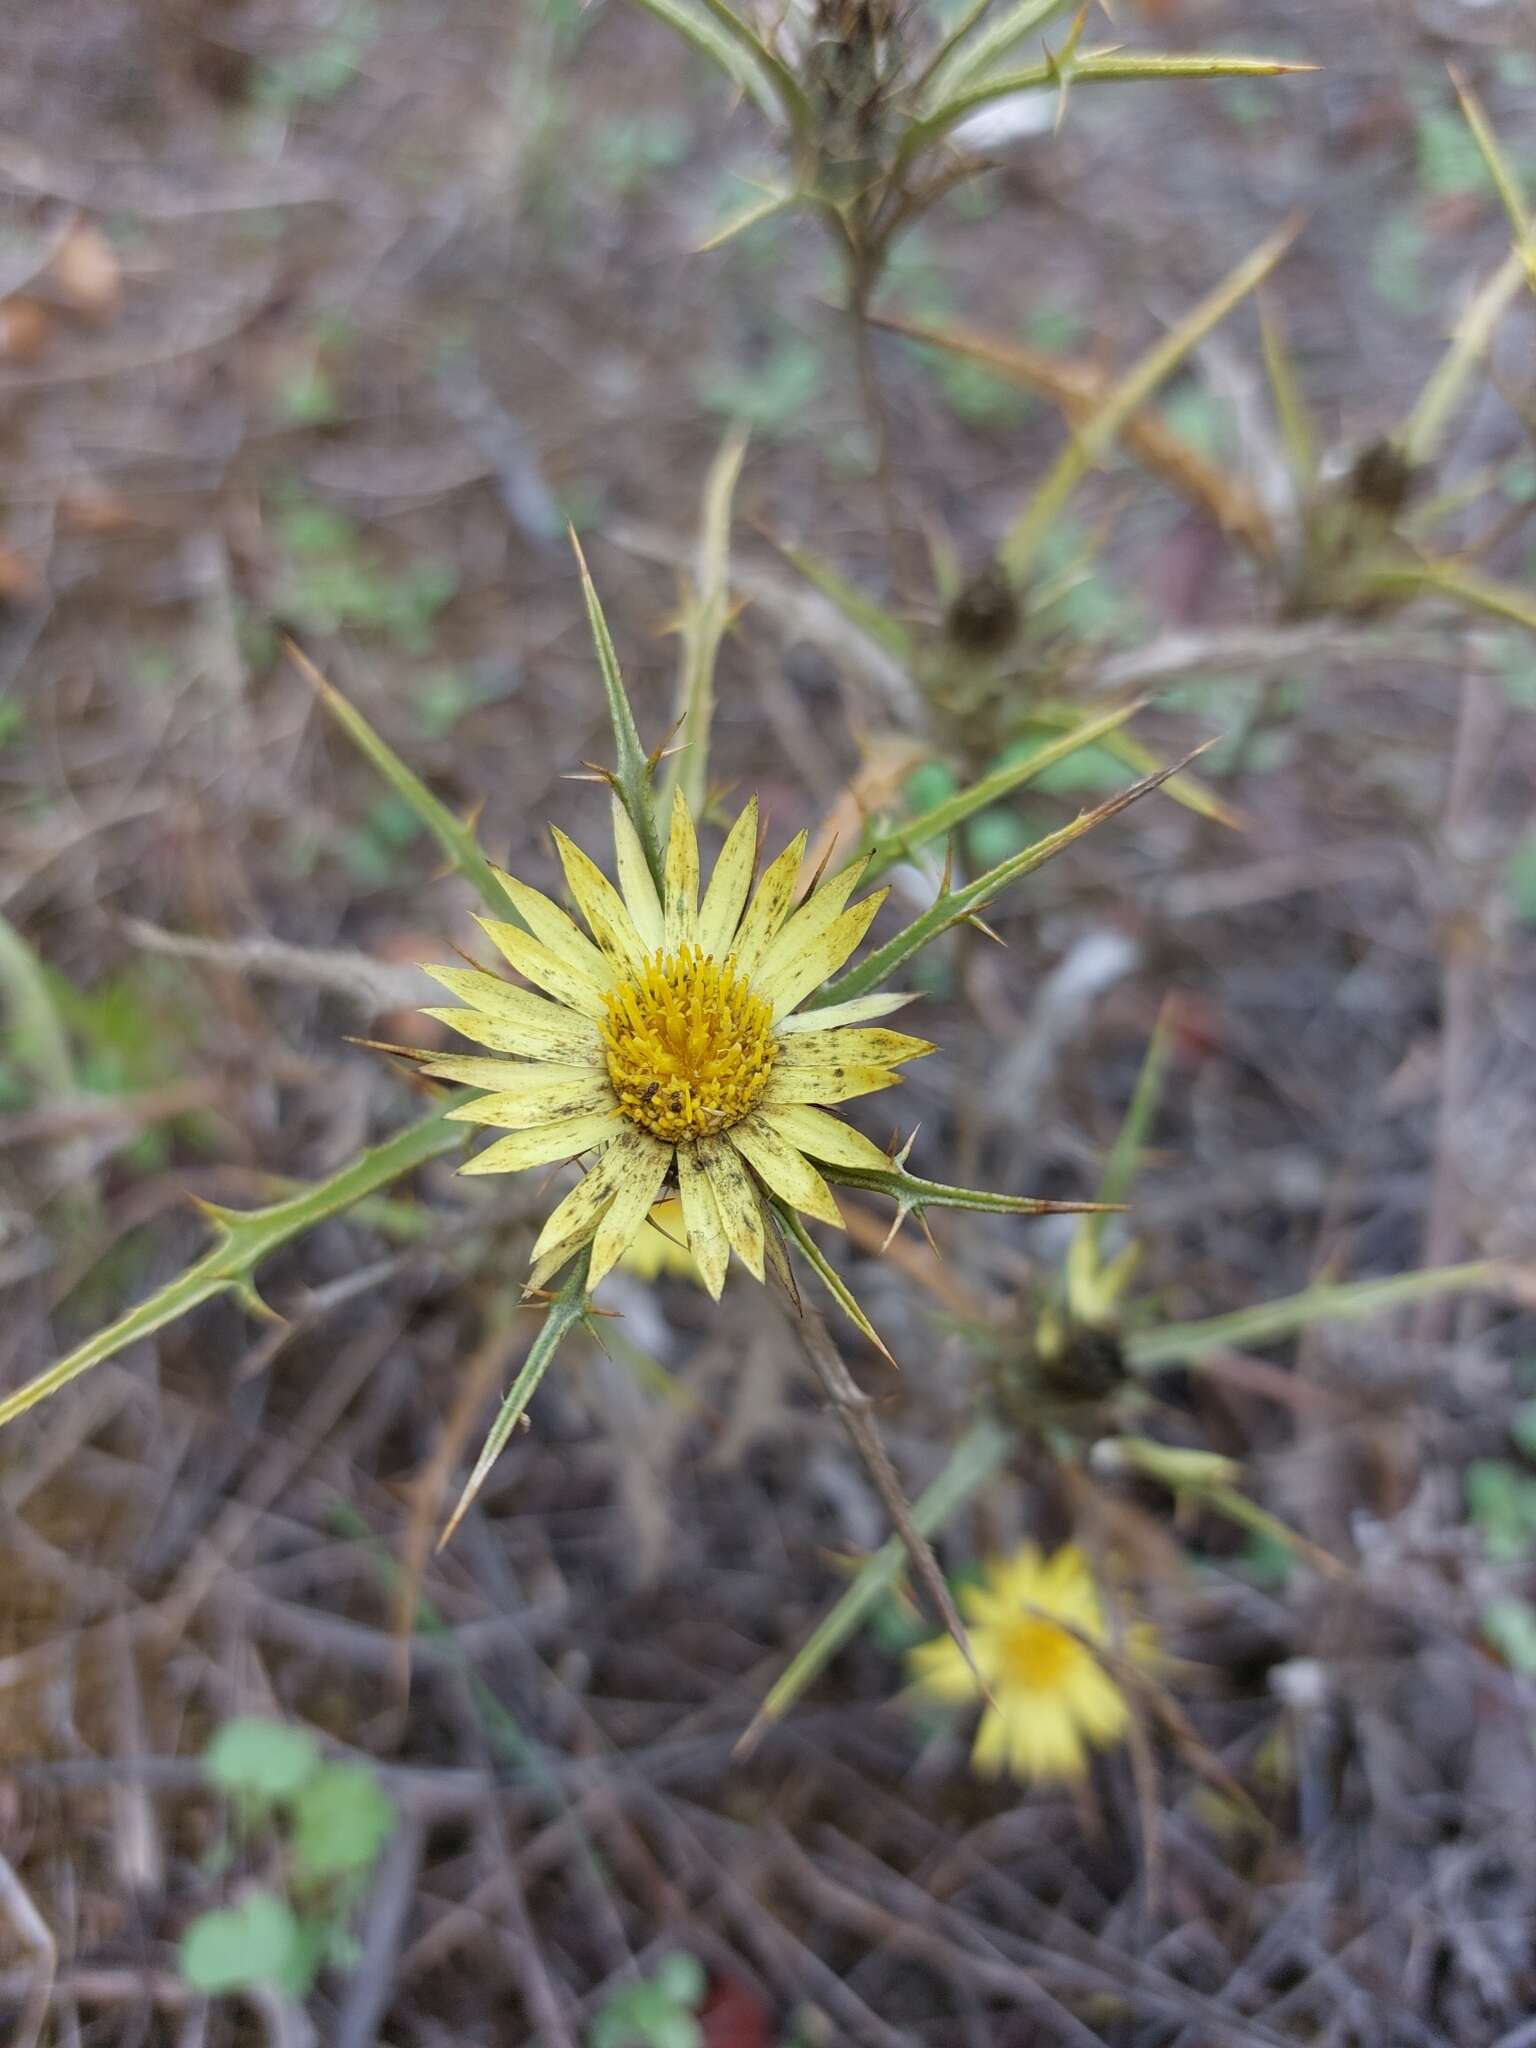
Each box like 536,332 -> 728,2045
996,1617 -> 1081,1693
602,944 -> 777,1144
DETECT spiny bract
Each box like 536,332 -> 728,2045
420,791 -> 933,1296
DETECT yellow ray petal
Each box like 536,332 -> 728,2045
909,1634 -> 984,1703
1066,1660 -> 1131,1746
727,1114 -> 844,1228
775,1027 -> 936,1071
610,795 -> 664,952
752,858 -> 869,993
990,1546 -> 1047,1608
587,1129 -> 672,1286
445,1067 -> 616,1129
767,892 -> 887,1021
730,831 -> 807,978
663,788 -> 700,952
762,1061 -> 903,1107
758,1103 -> 890,1172
696,797 -> 759,958
487,872 -> 615,989
420,1052 -> 604,1090
421,966 -> 602,1048
476,918 -> 609,1019
778,991 -> 915,1033
696,1133 -> 765,1280
676,1143 -> 730,1299
971,1705 -> 1012,1776
1005,1698 -> 1087,1785
458,1113 -> 623,1175
421,1006 -> 602,1064
957,1582 -> 1011,1627
551,827 -> 650,974
527,1154 -> 626,1289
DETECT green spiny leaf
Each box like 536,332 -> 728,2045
773,1201 -> 896,1364
660,425 -> 749,819
0,1104 -> 461,1431
775,539 -> 914,659
1021,705 -> 1242,830
1001,218 -> 1299,581
439,1250 -> 592,1546
690,0 -> 814,135
902,47 -> 1311,165
821,1159 -> 1122,1219
695,183 -> 795,253
570,532 -> 669,897
1449,68 -> 1535,277
857,698 -> 1144,884
921,0 -> 1078,102
1368,552 -> 1536,635
286,641 -> 506,919
739,1415 -> 1011,1750
1260,298 -> 1318,491
1126,1258 -> 1508,1372
623,0 -> 779,116
807,750 -> 1196,1008
1396,248 -> 1527,468
1093,1005 -> 1172,1216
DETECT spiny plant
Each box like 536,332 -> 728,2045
645,13 -> 1536,795
0,512 -> 1192,1674
661,0 -> 1310,581
846,70 -> 1536,714
3,18 -> 1521,1763
737,1012 -> 1511,1758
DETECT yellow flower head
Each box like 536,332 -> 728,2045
907,1543 -> 1144,1785
419,791 -> 934,1297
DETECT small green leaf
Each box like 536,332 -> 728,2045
652,1953 -> 707,2006
963,808 -> 1031,868
205,1718 -> 320,1804
180,1892 -> 303,1996
1482,1596 -> 1536,1675
1506,830 -> 1536,923
291,1762 -> 396,1883
1511,1399 -> 1536,1461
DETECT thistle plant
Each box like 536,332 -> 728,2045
737,1016 -> 1515,1756
659,0 -> 1308,590
1,533 -> 1178,1592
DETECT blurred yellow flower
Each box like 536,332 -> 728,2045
420,790 -> 933,1296
907,1543 -> 1144,1784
